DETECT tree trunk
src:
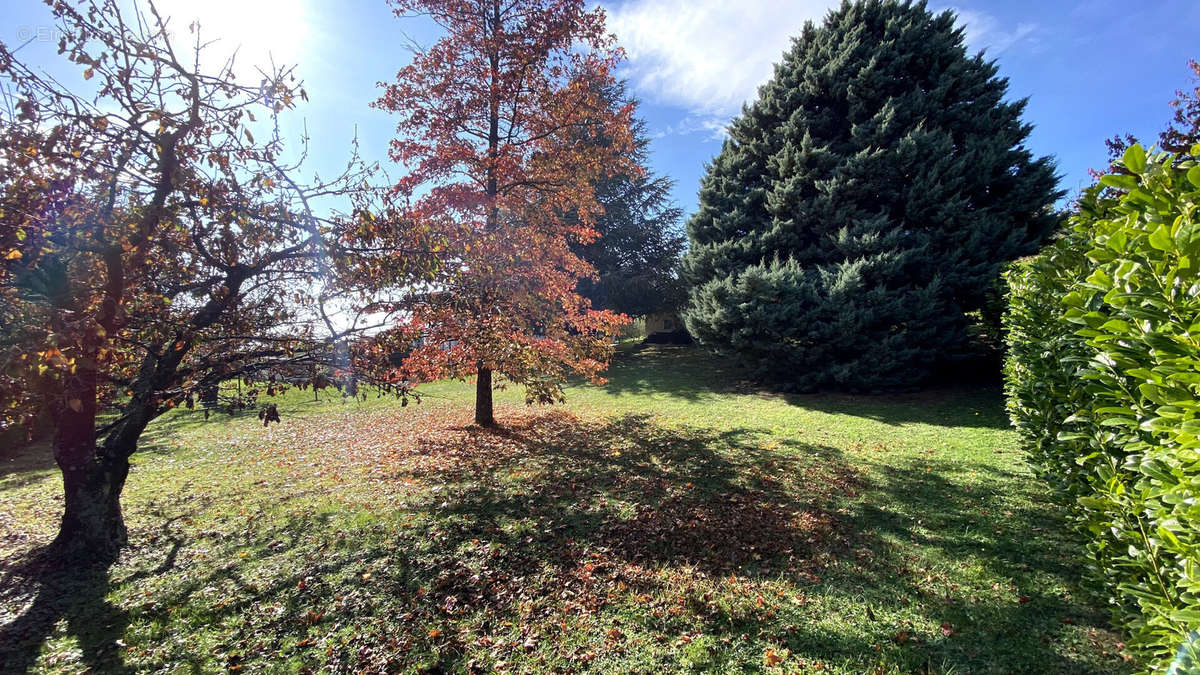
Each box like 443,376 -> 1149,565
473,0 -> 501,431
51,453 -> 129,562
49,373 -> 129,561
475,365 -> 495,426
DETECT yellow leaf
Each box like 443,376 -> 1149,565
4,249 -> 21,260
83,68 -> 94,80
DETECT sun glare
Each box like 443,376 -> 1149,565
149,0 -> 312,75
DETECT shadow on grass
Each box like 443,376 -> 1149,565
396,412 -> 857,577
0,406 -> 273,491
829,456 -> 1129,674
597,343 -> 749,403
0,551 -> 132,674
780,385 -> 1012,430
600,345 -> 1011,431
388,412 -> 1120,673
0,440 -> 56,485
0,410 -> 1126,673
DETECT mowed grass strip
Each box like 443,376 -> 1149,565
0,346 -> 1134,673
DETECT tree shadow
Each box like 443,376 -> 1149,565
597,345 -> 1011,430
0,502 -> 217,674
0,408 -> 1127,672
0,551 -> 132,674
822,455 -> 1131,674
395,411 -> 857,578
597,343 -> 751,403
0,440 -> 56,485
0,406 -> 268,489
778,386 -> 1012,430
380,411 -> 1123,672
49,411 -> 859,671
0,488 -> 343,673
856,457 -> 1079,588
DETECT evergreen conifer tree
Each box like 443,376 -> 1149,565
682,0 -> 1061,390
570,82 -> 686,318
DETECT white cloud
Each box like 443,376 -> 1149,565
944,8 -> 1038,56
607,0 -> 834,118
607,0 -> 1039,136
652,114 -> 730,141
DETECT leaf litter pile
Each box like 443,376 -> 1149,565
1,393 -> 1135,673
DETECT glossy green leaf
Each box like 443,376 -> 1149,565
1123,144 -> 1147,174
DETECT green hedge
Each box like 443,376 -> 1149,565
1005,144 -> 1200,670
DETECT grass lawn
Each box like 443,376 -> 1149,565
0,345 -> 1134,673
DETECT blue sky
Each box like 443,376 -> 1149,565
5,0 -> 1199,217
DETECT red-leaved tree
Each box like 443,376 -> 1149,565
363,0 -> 637,426
1162,59 -> 1200,154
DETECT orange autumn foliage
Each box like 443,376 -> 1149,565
361,0 -> 638,424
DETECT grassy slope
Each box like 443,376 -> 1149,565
0,345 -> 1133,674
